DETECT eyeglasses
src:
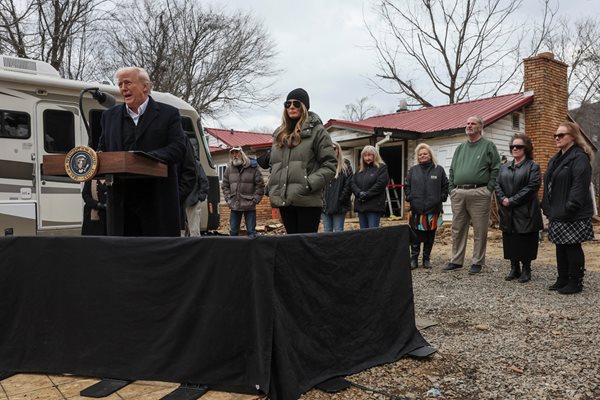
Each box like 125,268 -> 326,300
284,100 -> 302,109
553,133 -> 567,140
509,145 -> 525,150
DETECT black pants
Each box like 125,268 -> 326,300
555,243 -> 585,279
279,206 -> 322,234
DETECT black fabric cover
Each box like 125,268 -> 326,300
0,225 -> 428,400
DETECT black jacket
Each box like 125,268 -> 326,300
351,164 -> 389,213
323,159 -> 353,214
404,162 -> 448,215
541,145 -> 594,221
495,158 -> 543,233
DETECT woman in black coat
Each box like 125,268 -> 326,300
495,134 -> 543,282
542,122 -> 595,295
405,143 -> 448,269
351,145 -> 389,229
82,179 -> 107,235
321,142 -> 353,232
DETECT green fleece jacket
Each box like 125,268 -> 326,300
449,137 -> 500,191
268,112 -> 337,208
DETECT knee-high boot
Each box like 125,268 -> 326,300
422,240 -> 433,268
549,246 -> 570,291
505,260 -> 521,281
518,261 -> 531,283
410,243 -> 420,270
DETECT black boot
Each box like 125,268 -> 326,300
558,277 -> 583,294
410,243 -> 420,270
505,261 -> 521,281
558,265 -> 584,294
518,262 -> 531,283
422,240 -> 433,269
548,278 -> 568,291
550,246 -> 570,291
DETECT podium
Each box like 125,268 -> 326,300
43,152 -> 167,236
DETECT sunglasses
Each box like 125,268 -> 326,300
553,133 -> 567,140
284,100 -> 302,109
509,145 -> 525,150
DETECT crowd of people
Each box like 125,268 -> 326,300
82,73 -> 596,295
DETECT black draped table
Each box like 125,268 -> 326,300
0,225 -> 429,400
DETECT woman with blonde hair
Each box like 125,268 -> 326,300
542,122 -> 594,294
404,143 -> 448,269
351,145 -> 389,228
268,88 -> 337,234
321,142 -> 354,232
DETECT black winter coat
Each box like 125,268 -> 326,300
495,158 -> 543,233
541,145 -> 593,222
351,164 -> 389,213
404,162 -> 448,215
323,159 -> 353,214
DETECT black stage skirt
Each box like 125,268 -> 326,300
502,231 -> 539,261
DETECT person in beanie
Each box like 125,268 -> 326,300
222,146 -> 265,237
404,143 -> 448,269
542,122 -> 595,294
268,88 -> 337,234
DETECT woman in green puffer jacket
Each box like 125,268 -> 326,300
268,88 -> 337,234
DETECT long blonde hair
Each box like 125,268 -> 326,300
333,142 -> 349,178
275,104 -> 308,148
359,145 -> 384,172
414,143 -> 437,166
558,122 -> 594,161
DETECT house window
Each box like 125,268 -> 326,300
0,110 -> 30,139
217,164 -> 227,182
512,112 -> 520,130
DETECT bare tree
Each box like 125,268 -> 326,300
0,0 -> 108,78
341,96 -> 381,121
367,0 -> 556,107
545,17 -> 600,108
103,0 -> 279,119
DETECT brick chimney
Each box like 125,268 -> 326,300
523,52 -> 569,176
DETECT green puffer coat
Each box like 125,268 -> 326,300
268,112 -> 337,208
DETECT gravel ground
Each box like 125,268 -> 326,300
298,224 -> 600,400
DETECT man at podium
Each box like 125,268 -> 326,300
98,67 -> 186,236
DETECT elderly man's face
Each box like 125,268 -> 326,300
117,70 -> 149,112
465,117 -> 482,137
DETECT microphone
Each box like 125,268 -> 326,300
91,89 -> 116,108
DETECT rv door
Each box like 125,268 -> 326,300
35,102 -> 84,232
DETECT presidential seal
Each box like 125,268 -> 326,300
65,146 -> 98,182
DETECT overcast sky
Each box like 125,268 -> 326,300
205,0 -> 600,132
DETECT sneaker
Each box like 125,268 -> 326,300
444,263 -> 463,271
423,259 -> 432,269
469,264 -> 482,274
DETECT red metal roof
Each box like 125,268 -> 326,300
325,92 -> 534,134
205,128 -> 272,149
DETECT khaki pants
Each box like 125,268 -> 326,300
450,187 -> 492,266
185,201 -> 203,237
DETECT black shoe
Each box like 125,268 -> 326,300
468,264 -> 482,274
423,259 -> 432,269
444,263 -> 463,271
548,278 -> 568,291
505,262 -> 521,281
518,265 -> 531,283
410,259 -> 418,270
558,279 -> 583,295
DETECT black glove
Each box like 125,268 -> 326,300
359,192 -> 367,202
96,203 -> 106,210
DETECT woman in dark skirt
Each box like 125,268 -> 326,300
542,122 -> 595,294
495,134 -> 543,282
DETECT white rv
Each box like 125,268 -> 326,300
0,55 -> 220,236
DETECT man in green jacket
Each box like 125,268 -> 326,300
445,116 -> 501,274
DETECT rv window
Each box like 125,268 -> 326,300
0,110 -> 30,139
181,116 -> 194,134
43,109 -> 75,153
